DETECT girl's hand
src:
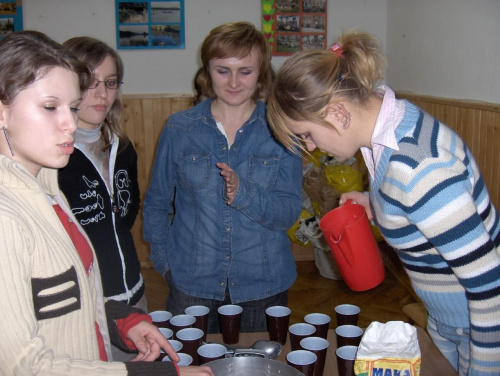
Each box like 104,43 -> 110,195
127,321 -> 179,362
217,162 -> 239,205
180,366 -> 216,376
339,191 -> 373,220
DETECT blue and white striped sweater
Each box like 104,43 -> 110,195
370,101 -> 500,374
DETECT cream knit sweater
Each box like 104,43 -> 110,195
0,156 -> 175,375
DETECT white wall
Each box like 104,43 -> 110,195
22,0 -> 499,103
386,0 -> 500,103
22,0 -> 387,96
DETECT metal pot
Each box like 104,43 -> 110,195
205,357 -> 303,376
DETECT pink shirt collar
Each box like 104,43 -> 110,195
361,85 -> 405,180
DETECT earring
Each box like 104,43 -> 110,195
2,127 -> 14,156
342,113 -> 351,129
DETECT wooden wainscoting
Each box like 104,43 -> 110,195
123,94 -> 193,266
123,93 -> 500,265
396,92 -> 500,208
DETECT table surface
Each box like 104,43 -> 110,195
206,326 -> 457,376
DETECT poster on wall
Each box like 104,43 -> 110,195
0,1 -> 23,40
115,0 -> 185,50
262,0 -> 327,56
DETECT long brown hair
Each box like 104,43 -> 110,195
63,36 -> 129,151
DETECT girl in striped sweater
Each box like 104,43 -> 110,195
267,29 -> 500,376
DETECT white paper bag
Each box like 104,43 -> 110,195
354,321 -> 421,376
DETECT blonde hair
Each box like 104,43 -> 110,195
267,29 -> 386,152
197,21 -> 272,102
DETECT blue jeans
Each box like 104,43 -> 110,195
164,270 -> 288,334
427,315 -> 471,375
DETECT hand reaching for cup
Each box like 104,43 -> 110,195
217,162 -> 239,205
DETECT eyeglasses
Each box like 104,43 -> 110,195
88,79 -> 123,90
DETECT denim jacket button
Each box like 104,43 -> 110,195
225,255 -> 230,260
219,282 -> 225,287
456,328 -> 463,335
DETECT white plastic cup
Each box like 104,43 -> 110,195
159,327 -> 173,340
335,304 -> 360,326
168,339 -> 183,352
335,325 -> 363,347
149,310 -> 172,328
175,327 -> 204,365
300,336 -> 329,376
197,343 -> 227,364
163,352 -> 193,366
286,349 -> 317,376
289,323 -> 316,351
170,314 -> 196,339
304,313 -> 331,339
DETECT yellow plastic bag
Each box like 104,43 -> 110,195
324,164 -> 364,194
287,209 -> 314,247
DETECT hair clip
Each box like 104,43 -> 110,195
329,43 -> 344,58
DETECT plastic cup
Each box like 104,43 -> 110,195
159,327 -> 173,340
149,310 -> 172,329
265,306 -> 291,345
170,314 -> 196,340
163,352 -> 193,366
168,339 -> 183,352
335,304 -> 360,327
304,313 -> 331,339
335,325 -> 363,348
286,349 -> 317,376
217,304 -> 243,344
175,328 -> 204,365
336,345 -> 358,376
300,336 -> 329,376
197,343 -> 227,364
289,322 -> 316,351
156,339 -> 182,362
185,305 -> 210,342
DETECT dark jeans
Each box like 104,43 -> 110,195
164,270 -> 288,334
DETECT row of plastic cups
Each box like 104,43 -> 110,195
285,340 -> 358,376
334,304 -> 362,375
287,336 -> 329,376
158,338 -> 227,365
149,304 -> 241,345
155,326 -> 205,364
149,305 -> 210,341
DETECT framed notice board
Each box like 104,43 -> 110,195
0,1 -> 23,40
262,0 -> 327,56
116,0 -> 185,50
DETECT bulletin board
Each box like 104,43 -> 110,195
0,1 -> 23,40
262,0 -> 327,56
115,0 -> 185,50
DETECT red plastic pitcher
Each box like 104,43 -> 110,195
319,200 -> 385,291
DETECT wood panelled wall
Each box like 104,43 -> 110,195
122,94 -> 193,265
396,92 -> 500,208
123,93 -> 500,264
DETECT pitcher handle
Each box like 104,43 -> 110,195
328,199 -> 356,266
